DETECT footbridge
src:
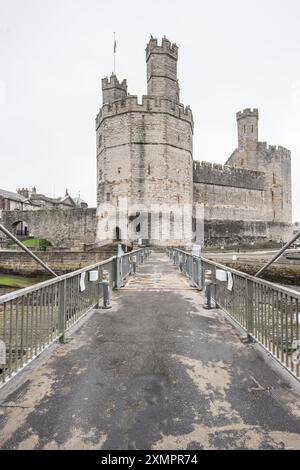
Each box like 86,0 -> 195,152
0,249 -> 299,450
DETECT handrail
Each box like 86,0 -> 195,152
173,248 -> 300,298
169,247 -> 300,381
0,248 -> 144,304
0,247 -> 149,386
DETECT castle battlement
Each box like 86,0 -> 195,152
96,95 -> 193,129
236,108 -> 259,120
102,74 -> 127,90
194,160 -> 264,177
257,142 -> 291,158
193,160 -> 265,191
146,37 -> 178,61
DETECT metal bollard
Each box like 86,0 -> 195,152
132,255 -> 137,274
101,270 -> 112,310
179,254 -> 183,273
204,270 -> 213,309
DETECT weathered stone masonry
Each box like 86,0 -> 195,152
96,37 -> 193,245
1,209 -> 97,250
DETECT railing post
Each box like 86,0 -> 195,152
58,280 -> 66,344
116,255 -> 123,290
246,279 -> 254,339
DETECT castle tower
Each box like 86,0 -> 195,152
236,108 -> 259,168
96,37 -> 193,246
146,37 -> 180,102
102,74 -> 127,105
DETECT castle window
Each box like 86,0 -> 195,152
99,169 -> 103,180
118,167 -> 121,174
148,164 -> 151,175
251,125 -> 254,133
136,224 -> 141,233
106,193 -> 110,202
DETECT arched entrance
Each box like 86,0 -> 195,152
12,221 -> 29,237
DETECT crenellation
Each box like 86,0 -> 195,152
96,95 -> 194,130
236,108 -> 259,120
193,160 -> 265,190
146,36 -> 178,61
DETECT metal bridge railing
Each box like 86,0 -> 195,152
0,248 -> 149,385
168,248 -> 300,381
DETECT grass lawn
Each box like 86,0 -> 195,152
22,238 -> 50,249
0,274 -> 35,289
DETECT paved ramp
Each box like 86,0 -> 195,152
0,253 -> 299,450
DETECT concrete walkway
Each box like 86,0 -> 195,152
0,253 -> 300,450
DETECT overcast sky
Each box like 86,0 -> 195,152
1,0 -> 300,220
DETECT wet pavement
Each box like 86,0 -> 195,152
0,253 -> 299,450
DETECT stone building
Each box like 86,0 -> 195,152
0,189 -> 31,213
17,188 -> 88,210
1,36 -> 293,249
95,37 -> 292,246
96,37 -> 193,245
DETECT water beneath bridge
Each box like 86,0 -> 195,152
0,253 -> 299,450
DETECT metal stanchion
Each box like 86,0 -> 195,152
179,254 -> 184,273
204,270 -> 213,310
132,255 -> 137,274
99,270 -> 112,310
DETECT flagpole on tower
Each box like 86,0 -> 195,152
113,32 -> 116,75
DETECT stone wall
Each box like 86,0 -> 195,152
0,250 -> 114,275
203,220 -> 292,247
1,209 -> 97,250
193,161 -> 265,190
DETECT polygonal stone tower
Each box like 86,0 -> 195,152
236,108 -> 259,167
146,37 -> 180,102
96,37 -> 194,246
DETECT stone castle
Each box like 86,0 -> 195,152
1,37 -> 292,249
95,36 -> 292,246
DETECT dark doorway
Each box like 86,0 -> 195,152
115,226 -> 121,241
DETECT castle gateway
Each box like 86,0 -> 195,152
95,37 -> 292,247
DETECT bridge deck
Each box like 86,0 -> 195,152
0,253 -> 299,450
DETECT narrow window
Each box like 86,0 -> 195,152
106,193 -> 110,202
148,164 -> 151,176
118,167 -> 121,174
251,125 -> 254,133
